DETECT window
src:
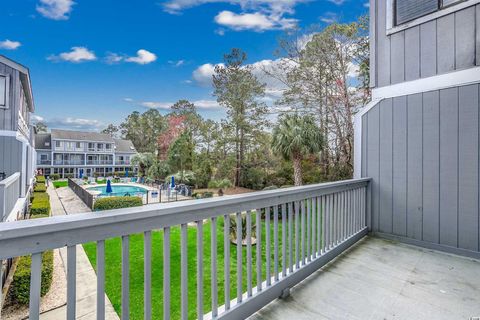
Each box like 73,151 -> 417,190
97,143 -> 104,150
395,0 -> 464,26
88,143 -> 95,150
55,141 -> 62,148
105,143 -> 112,150
45,142 -> 50,147
0,75 -> 8,108
41,154 -> 48,160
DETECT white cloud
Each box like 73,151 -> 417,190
141,99 -> 221,110
45,117 -> 104,131
105,52 -> 124,64
214,10 -> 296,31
36,0 -> 75,20
125,49 -> 157,65
162,0 -> 306,31
123,98 -> 134,102
327,0 -> 345,5
168,59 -> 186,67
320,12 -> 338,23
192,63 -> 219,87
31,115 -> 45,122
0,40 -> 21,50
48,46 -> 97,63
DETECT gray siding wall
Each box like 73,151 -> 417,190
372,1 -> 479,88
361,83 -> 480,253
0,136 -> 23,177
0,61 -> 21,131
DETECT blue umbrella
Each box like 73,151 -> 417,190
79,169 -> 83,179
125,168 -> 129,177
171,176 -> 175,188
106,179 -> 113,194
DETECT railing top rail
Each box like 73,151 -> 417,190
0,172 -> 21,188
0,178 -> 370,259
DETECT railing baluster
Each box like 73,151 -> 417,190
342,191 -> 346,241
246,211 -> 252,297
281,203 -> 287,278
288,202 -> 293,273
312,197 -> 316,259
273,205 -> 279,281
322,196 -> 326,253
0,259 -> 3,319
362,187 -> 366,228
197,221 -> 204,320
97,240 -> 105,320
224,215 -> 231,310
301,200 -> 306,266
329,194 -> 333,249
352,189 -> 356,234
295,201 -> 300,269
164,227 -> 171,320
334,193 -> 338,246
357,188 -> 361,231
144,231 -> 152,320
317,197 -> 321,255
121,235 -> 129,320
181,225 -> 188,320
306,198 -> 311,262
67,245 -> 77,320
236,212 -> 242,302
256,209 -> 262,293
265,207 -> 271,286
211,217 -> 218,316
29,252 -> 42,320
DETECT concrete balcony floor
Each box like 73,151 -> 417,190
250,237 -> 480,320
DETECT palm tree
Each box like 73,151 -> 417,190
272,114 -> 323,186
131,152 -> 155,177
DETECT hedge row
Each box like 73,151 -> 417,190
36,175 -> 46,183
94,196 -> 143,211
10,250 -> 54,304
34,183 -> 47,193
31,189 -> 50,216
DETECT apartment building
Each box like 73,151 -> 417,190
35,129 -> 137,178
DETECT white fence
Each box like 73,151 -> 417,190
0,172 -> 21,222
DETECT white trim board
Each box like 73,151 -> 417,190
372,66 -> 480,100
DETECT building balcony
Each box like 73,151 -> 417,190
53,160 -> 85,166
37,159 -> 51,165
115,160 -> 131,165
0,178 -> 478,319
86,160 -> 114,165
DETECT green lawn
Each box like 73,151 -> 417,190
83,213 -> 296,320
52,180 -> 68,188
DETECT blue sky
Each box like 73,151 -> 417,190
1,0 -> 368,131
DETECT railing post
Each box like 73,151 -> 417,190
366,181 -> 372,232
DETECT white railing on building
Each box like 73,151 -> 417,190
0,178 -> 370,320
0,173 -> 21,222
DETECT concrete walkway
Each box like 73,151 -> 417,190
250,237 -> 480,320
42,186 -> 119,320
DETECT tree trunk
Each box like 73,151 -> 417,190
292,155 -> 303,186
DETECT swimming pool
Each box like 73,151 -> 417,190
87,185 -> 148,197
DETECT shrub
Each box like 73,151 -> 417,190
31,192 -> 49,202
64,174 -> 74,179
53,180 -> 68,188
263,185 -> 279,191
208,179 -> 232,189
11,250 -> 53,305
50,174 -> 60,181
94,196 -> 143,211
34,183 -> 47,193
30,194 -> 50,216
202,192 -> 214,198
36,176 -> 46,183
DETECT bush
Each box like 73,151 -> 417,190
31,193 -> 50,216
94,196 -> 143,211
36,176 -> 46,183
11,250 -> 54,305
263,185 -> 278,191
34,183 -> 46,193
31,192 -> 49,202
64,174 -> 74,179
50,174 -> 60,181
208,179 -> 232,189
53,180 -> 68,188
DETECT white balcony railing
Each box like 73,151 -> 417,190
87,160 -> 114,165
0,178 -> 370,319
0,172 -> 21,222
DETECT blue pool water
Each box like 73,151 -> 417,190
87,185 -> 148,197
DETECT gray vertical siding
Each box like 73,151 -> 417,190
362,84 -> 480,254
0,61 -> 20,131
373,2 -> 479,88
0,136 -> 23,177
